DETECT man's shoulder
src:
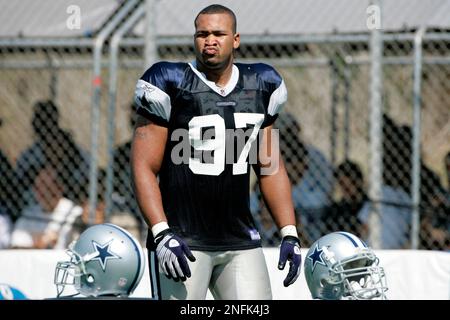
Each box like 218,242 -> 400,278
236,62 -> 282,85
381,185 -> 411,205
236,62 -> 275,71
144,61 -> 188,75
16,143 -> 43,166
140,61 -> 188,86
13,205 -> 44,228
305,144 -> 332,167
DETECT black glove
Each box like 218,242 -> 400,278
155,229 -> 196,282
278,235 -> 302,287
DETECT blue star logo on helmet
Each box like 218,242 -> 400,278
307,244 -> 326,272
91,240 -> 121,271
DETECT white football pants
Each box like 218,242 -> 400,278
148,247 -> 272,300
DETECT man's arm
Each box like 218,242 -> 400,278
257,125 -> 302,287
257,125 -> 296,229
130,115 -> 168,229
131,114 -> 195,281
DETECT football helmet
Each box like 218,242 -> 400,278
304,231 -> 388,300
55,223 -> 145,298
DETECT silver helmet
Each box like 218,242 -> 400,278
304,231 -> 388,300
55,223 -> 145,298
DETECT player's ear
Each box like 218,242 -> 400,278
233,33 -> 240,49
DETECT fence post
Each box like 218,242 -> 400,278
411,26 -> 426,249
105,4 -> 146,221
88,0 -> 140,224
368,0 -> 383,249
145,0 -> 158,70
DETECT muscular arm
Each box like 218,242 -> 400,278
257,125 -> 296,229
130,115 -> 168,228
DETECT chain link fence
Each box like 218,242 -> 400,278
0,0 -> 448,250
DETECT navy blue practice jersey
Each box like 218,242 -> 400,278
134,61 -> 287,251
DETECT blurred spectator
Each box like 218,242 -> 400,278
279,113 -> 334,246
445,151 -> 450,191
1,118 -> 20,248
358,185 -> 412,249
11,165 -> 83,249
419,154 -> 450,250
15,100 -> 90,209
0,120 -> 23,223
0,212 -> 12,249
69,168 -> 107,242
379,116 -> 448,250
382,117 -> 412,191
0,150 -> 14,249
358,115 -> 412,249
111,102 -> 145,240
325,160 -> 366,237
71,167 -> 143,244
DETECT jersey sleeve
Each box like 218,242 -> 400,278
268,79 -> 287,114
134,62 -> 176,127
257,64 -> 288,127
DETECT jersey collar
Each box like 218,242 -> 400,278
188,61 -> 239,97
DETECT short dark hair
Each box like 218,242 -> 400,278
32,99 -> 60,136
195,4 -> 237,33
33,100 -> 59,121
335,160 -> 363,182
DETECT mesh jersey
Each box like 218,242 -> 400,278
134,61 -> 287,251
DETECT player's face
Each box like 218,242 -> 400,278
194,13 -> 240,70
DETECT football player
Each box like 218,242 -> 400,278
131,4 -> 301,299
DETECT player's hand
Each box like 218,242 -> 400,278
155,229 -> 196,282
278,235 -> 302,287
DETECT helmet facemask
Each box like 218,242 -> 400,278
331,250 -> 388,300
54,247 -> 86,298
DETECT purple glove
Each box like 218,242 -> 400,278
278,235 -> 302,287
155,229 -> 196,282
